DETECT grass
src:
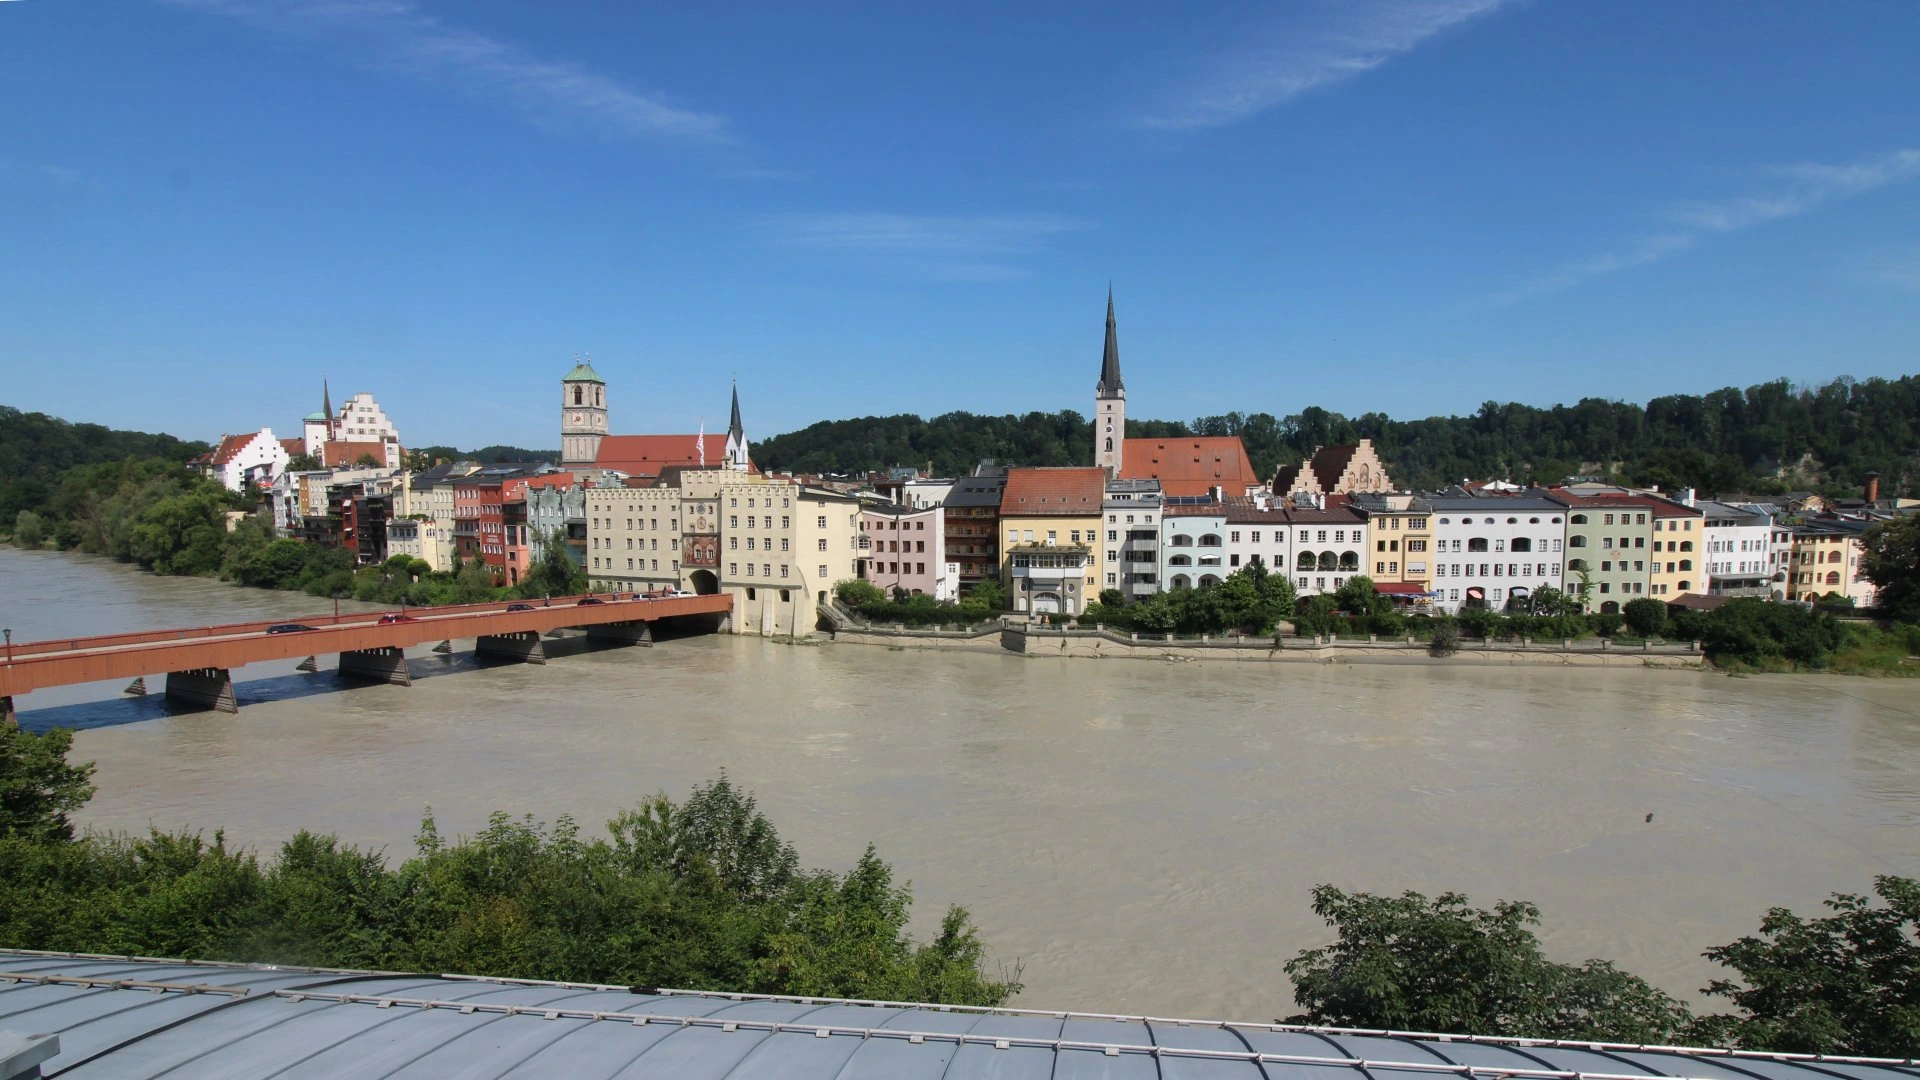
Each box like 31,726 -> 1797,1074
1827,623 -> 1920,677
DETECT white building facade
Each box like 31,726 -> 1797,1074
1426,494 -> 1568,613
1697,500 -> 1778,598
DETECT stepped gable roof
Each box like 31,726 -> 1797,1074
1308,443 -> 1359,493
196,431 -> 265,467
17,950 -> 1907,1080
1270,461 -> 1302,492
594,434 -> 736,476
999,467 -> 1104,516
1118,436 -> 1256,497
278,438 -> 306,458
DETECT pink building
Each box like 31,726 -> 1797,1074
858,505 -> 953,600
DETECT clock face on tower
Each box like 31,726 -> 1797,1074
569,412 -> 583,425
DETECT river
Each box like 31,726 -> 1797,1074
6,546 -> 1919,1020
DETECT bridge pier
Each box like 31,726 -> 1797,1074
165,668 -> 238,714
586,621 -> 653,646
475,631 -> 546,665
338,647 -> 413,686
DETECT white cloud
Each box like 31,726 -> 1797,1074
760,212 -> 1087,280
160,0 -> 728,144
1140,0 -> 1510,131
1495,148 -> 1920,304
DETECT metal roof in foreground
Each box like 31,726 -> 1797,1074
2,951 -> 1916,1080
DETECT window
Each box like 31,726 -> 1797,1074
1571,514 -> 1588,525
1468,538 -> 1489,552
819,564 -> 828,578
817,516 -> 827,528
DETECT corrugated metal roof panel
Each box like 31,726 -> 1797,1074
6,952 -> 1919,1080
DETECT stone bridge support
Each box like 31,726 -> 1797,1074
165,668 -> 238,714
338,647 -> 413,686
475,631 -> 546,665
586,621 -> 653,646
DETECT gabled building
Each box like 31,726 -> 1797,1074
1271,440 -> 1394,500
190,428 -> 291,492
1000,466 -> 1106,616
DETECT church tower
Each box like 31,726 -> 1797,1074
723,381 -> 750,471
560,357 -> 608,468
1094,289 -> 1126,477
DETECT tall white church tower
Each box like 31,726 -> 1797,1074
1094,289 -> 1126,477
560,358 -> 608,468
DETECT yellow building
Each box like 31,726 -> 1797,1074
1648,498 -> 1704,598
1787,525 -> 1876,607
1351,493 -> 1434,599
999,467 -> 1107,616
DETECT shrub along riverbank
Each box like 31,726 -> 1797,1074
6,454 -> 589,607
2,725 -> 1914,1050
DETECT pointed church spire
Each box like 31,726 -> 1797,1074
724,380 -> 750,471
323,377 -> 333,420
1097,287 -> 1123,394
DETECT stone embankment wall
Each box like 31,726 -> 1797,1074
820,619 -> 1706,669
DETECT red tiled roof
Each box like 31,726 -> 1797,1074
1119,437 -> 1257,498
204,432 -> 260,466
999,467 -> 1105,516
324,441 -> 389,468
594,435 -> 737,476
278,437 -> 306,458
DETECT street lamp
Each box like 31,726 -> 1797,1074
4,628 -> 10,666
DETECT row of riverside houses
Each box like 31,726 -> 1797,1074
698,291 -> 1903,625
563,295 -> 1904,627
207,300 -> 1907,627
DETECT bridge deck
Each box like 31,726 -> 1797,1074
0,593 -> 731,697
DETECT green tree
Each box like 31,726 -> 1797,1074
1688,876 -> 1920,1056
0,725 -> 97,843
967,576 -> 1007,610
1284,885 -> 1692,1041
517,529 -> 586,599
1333,575 -> 1388,617
834,578 -> 887,608
285,452 -> 321,472
1622,597 -> 1668,639
353,453 -> 381,468
128,486 -> 229,575
1860,515 -> 1920,623
11,510 -> 46,548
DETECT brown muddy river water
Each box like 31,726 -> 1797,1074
7,546 -> 1919,1019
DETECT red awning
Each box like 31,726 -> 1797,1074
1373,582 -> 1430,595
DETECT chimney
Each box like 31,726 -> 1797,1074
1677,487 -> 1695,507
1865,471 -> 1881,504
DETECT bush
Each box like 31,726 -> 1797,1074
1284,886 -> 1691,1041
11,510 -> 46,549
1623,598 -> 1668,639
1428,618 -> 1460,656
834,579 -> 886,607
1593,613 -> 1624,638
0,774 -> 1021,1007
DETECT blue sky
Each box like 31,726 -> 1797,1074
3,1 -> 1917,451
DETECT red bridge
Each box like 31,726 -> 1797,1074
0,593 -> 733,722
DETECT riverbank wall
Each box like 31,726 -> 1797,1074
821,622 -> 1708,668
